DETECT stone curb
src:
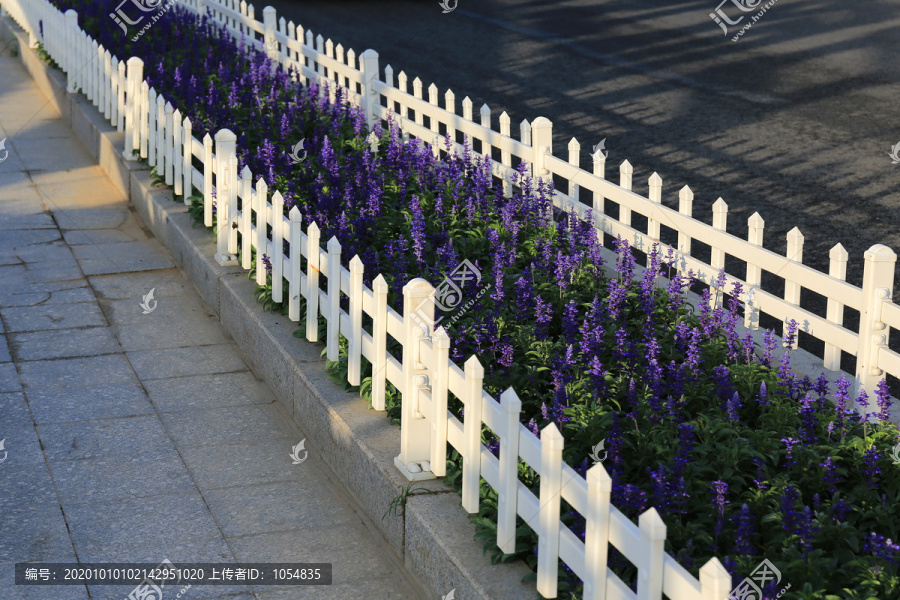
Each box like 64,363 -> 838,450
2,17 -> 537,600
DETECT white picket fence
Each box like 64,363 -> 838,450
6,0 -> 900,599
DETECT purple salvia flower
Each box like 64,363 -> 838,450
733,504 -> 757,555
726,391 -> 741,421
862,446 -> 883,490
781,437 -> 799,469
856,388 -> 872,423
876,378 -> 893,422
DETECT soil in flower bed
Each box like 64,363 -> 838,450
44,2 -> 900,597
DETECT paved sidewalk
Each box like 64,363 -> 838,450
0,42 -> 419,600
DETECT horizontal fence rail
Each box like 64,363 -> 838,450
5,0 -> 898,598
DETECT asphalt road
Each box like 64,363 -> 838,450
261,0 -> 900,366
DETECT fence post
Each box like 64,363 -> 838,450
65,11 -> 78,93
288,207 -> 302,321
395,278 -> 437,481
497,387 -> 522,554
699,558 -> 733,600
531,117 -> 552,180
348,256 -> 364,386
583,462 -> 612,600
123,57 -> 143,159
305,222 -> 321,342
214,129 -> 238,266
326,236 -> 342,360
857,244 -> 897,395
825,243 -> 849,371
263,6 -> 278,62
372,274 -> 389,411
637,508 -> 666,600
537,422 -> 563,599
359,49 -> 380,133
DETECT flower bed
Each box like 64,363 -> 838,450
45,3 -> 900,597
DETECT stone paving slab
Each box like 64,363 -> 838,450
8,326 -> 121,361
25,382 -> 153,424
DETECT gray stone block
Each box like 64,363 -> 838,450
142,371 -> 276,413
405,492 -> 536,600
0,362 -> 21,393
0,391 -> 31,426
18,354 -> 136,391
125,343 -> 249,380
0,504 -> 74,563
219,272 -> 322,407
202,479 -> 351,539
50,449 -> 196,506
89,270 -> 189,301
113,312 -> 227,352
99,294 -> 211,327
64,493 -> 226,555
0,335 -> 10,363
72,240 -> 174,275
177,436 -> 310,491
158,405 -> 292,450
36,415 -> 173,463
0,302 -> 106,333
0,462 -> 57,513
226,521 -> 404,587
9,327 -> 121,361
0,286 -> 96,308
27,382 -> 153,424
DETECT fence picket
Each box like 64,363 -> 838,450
430,327 -> 451,476
140,81 -> 149,158
241,165 -> 252,269
825,243 -> 849,370
711,198 -> 728,307
305,222 -> 321,342
784,227 -> 804,348
182,117 -> 192,204
289,207 -> 302,321
497,387 -> 521,553
173,109 -> 182,196
165,102 -> 175,185
583,463 -> 611,600
255,178 -> 268,285
537,423 -> 563,598
372,274 -> 389,411
348,255 -> 364,385
326,236 -> 341,360
746,212 -> 765,329
568,137 -> 580,204
648,172 -> 662,240
462,356 -> 485,513
116,58 -> 126,132
147,87 -> 157,167
677,185 -> 693,257
619,159 -> 633,227
638,509 -> 666,600
500,111 -> 512,196
203,133 -> 214,227
271,191 -> 284,302
157,96 -> 166,176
